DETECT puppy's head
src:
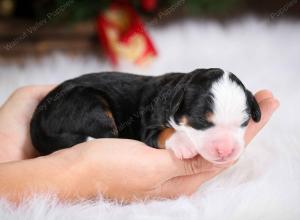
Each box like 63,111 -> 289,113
170,69 -> 261,164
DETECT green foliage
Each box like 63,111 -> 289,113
183,0 -> 240,15
32,0 -> 243,22
54,0 -> 110,22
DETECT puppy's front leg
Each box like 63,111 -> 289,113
158,128 -> 198,159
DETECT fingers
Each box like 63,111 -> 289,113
22,85 -> 56,102
155,149 -> 219,180
153,149 -> 233,198
245,90 -> 279,145
32,85 -> 56,101
254,89 -> 274,102
10,85 -> 56,103
157,169 -> 223,199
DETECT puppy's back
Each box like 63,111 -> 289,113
30,72 -> 150,155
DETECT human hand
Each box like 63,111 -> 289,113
59,90 -> 279,202
0,85 -> 55,162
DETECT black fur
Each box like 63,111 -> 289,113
30,68 -> 260,155
229,72 -> 261,124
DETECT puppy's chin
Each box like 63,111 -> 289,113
206,158 -> 235,166
197,146 -> 244,165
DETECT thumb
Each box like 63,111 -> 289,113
152,150 -> 230,199
156,149 -> 222,180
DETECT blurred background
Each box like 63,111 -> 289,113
0,0 -> 299,135
0,0 -> 299,62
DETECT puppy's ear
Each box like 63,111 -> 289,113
246,90 -> 261,122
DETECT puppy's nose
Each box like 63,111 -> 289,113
212,140 -> 235,158
216,146 -> 234,158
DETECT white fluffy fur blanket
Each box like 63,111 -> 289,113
0,17 -> 300,220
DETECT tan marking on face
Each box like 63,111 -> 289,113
206,112 -> 213,123
180,116 -> 189,125
158,128 -> 175,149
105,110 -> 113,119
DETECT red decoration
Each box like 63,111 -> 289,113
141,0 -> 158,12
97,2 -> 157,66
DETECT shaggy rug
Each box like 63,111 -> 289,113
0,17 -> 300,220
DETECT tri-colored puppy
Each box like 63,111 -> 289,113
30,68 -> 261,164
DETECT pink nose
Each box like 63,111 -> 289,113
216,146 -> 234,158
212,140 -> 235,158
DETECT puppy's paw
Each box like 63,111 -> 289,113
165,131 -> 198,159
87,137 -> 96,142
171,144 -> 198,160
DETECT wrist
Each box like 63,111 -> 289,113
0,131 -> 38,162
0,132 -> 22,162
48,146 -> 106,201
0,148 -> 88,203
44,148 -> 91,201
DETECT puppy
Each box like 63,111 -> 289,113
30,68 -> 261,164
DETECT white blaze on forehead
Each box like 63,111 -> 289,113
211,71 -> 248,125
